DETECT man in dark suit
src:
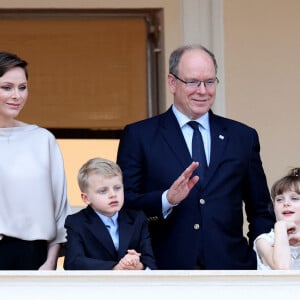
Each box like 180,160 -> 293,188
64,157 -> 156,270
117,44 -> 275,270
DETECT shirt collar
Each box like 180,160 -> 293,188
172,104 -> 210,130
95,209 -> 119,226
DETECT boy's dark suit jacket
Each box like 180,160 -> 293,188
63,205 -> 157,270
117,107 -> 275,270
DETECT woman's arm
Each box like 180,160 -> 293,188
39,243 -> 61,270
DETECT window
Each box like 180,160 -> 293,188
0,9 -> 163,138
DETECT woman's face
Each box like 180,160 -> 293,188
0,67 -> 28,126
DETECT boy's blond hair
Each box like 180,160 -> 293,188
78,157 -> 122,193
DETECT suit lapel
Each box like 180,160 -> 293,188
118,210 -> 135,256
160,108 -> 192,169
201,112 -> 229,189
85,206 -> 117,256
158,108 -> 229,191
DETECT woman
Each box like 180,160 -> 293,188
0,51 -> 71,270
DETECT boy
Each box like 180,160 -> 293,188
64,157 -> 157,270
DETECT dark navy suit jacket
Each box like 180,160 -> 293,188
117,107 -> 275,270
64,205 -> 157,270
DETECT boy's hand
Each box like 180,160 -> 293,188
113,249 -> 144,270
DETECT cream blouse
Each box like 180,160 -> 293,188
0,124 -> 71,246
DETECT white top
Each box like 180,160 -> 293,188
254,229 -> 300,270
172,104 -> 211,164
0,124 -> 71,246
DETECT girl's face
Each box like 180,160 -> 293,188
0,67 -> 28,126
274,190 -> 300,225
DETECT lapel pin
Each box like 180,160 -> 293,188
219,135 -> 224,140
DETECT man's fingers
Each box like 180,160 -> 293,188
188,175 -> 199,189
183,161 -> 199,177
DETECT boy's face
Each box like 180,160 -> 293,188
81,173 -> 124,217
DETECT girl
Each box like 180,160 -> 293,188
254,168 -> 300,269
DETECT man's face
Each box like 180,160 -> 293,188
168,49 -> 217,120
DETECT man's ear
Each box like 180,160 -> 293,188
168,73 -> 177,93
81,192 -> 90,205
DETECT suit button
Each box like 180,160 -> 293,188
194,224 -> 200,230
199,198 -> 205,205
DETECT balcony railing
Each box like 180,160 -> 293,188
0,270 -> 299,299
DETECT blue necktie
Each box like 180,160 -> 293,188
106,218 -> 119,250
187,121 -> 207,180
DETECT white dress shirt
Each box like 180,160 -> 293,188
162,105 -> 211,217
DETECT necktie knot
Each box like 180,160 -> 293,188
187,120 -> 200,131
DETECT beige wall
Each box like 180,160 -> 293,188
3,0 -> 300,203
57,140 -> 119,206
61,0 -> 300,203
1,0 -> 183,205
224,0 -> 300,188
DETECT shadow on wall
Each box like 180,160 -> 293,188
58,139 -> 119,207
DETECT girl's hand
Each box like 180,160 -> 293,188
288,225 -> 300,246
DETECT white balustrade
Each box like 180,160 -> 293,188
0,270 -> 299,300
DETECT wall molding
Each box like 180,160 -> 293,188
182,0 -> 225,116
